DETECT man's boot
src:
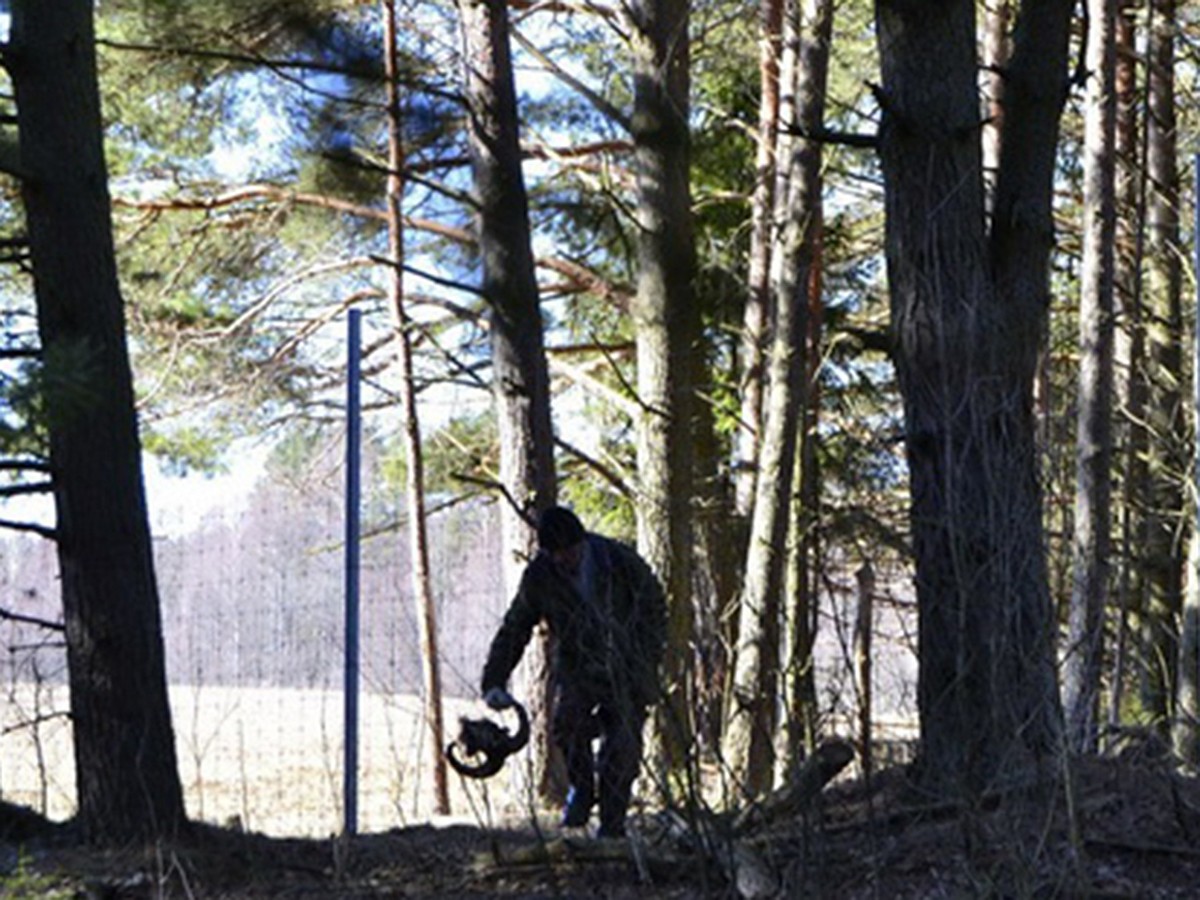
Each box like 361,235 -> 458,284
562,784 -> 594,828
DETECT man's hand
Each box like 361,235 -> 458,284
484,687 -> 515,710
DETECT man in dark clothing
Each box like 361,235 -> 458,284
481,506 -> 667,837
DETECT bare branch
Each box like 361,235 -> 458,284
555,435 -> 632,497
509,27 -> 631,133
0,481 -> 52,499
0,606 -> 64,631
0,519 -> 56,540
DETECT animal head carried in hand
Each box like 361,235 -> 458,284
445,699 -> 530,779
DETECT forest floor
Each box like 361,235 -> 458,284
4,750 -> 1200,898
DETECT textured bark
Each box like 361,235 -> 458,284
875,0 -> 1069,793
1107,0 -> 1141,737
1064,0 -> 1116,754
1138,0 -> 1184,739
457,0 -> 560,798
628,0 -> 698,778
736,0 -> 784,517
726,0 -> 830,798
11,0 -> 185,842
382,0 -> 449,814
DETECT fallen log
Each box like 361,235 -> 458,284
472,738 -> 855,898
732,738 -> 856,835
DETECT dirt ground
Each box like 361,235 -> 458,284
5,752 -> 1200,898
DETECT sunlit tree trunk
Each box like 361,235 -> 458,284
726,0 -> 830,797
1108,0 -> 1141,737
736,0 -> 784,517
382,0 -> 449,814
980,0 -> 1011,208
11,0 -> 186,842
456,0 -> 560,798
1064,0 -> 1116,754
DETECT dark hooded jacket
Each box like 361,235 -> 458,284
481,533 -> 666,709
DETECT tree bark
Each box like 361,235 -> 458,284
629,0 -> 699,780
382,0 -> 449,815
1064,0 -> 1116,754
980,0 -> 1012,209
1139,0 -> 1184,740
874,0 -> 1069,794
10,0 -> 186,842
1106,0 -> 1140,741
736,0 -> 785,517
456,0 -> 560,798
726,0 -> 830,797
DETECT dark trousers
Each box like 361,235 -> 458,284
552,682 -> 645,834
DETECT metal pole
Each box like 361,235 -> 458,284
343,308 -> 362,836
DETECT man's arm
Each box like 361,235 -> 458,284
480,565 -> 544,695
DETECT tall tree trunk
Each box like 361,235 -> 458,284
726,0 -> 830,797
1064,0 -> 1117,754
1139,0 -> 1184,740
736,0 -> 785,517
11,0 -> 186,842
784,212 -> 825,772
1107,0 -> 1141,737
456,0 -> 560,798
382,0 -> 449,814
875,0 -> 1069,794
629,0 -> 698,782
1172,185 -> 1199,767
692,342 -> 735,760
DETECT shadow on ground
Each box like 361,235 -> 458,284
5,753 -> 1200,898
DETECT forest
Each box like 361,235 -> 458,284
2,0 -> 1200,895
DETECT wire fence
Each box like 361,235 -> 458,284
0,470 -> 919,837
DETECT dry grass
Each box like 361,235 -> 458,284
1,684 -> 533,837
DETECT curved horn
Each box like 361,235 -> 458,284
446,741 -> 505,779
501,700 -> 530,755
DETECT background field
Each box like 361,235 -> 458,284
0,477 -> 919,837
0,682 -> 537,836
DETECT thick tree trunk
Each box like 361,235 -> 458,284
456,0 -> 560,798
875,0 -> 1068,794
382,0 -> 449,814
629,0 -> 698,779
1064,0 -> 1117,754
11,0 -> 186,842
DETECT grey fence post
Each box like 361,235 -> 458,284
344,308 -> 362,836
